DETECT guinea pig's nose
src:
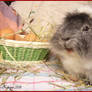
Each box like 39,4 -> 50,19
62,37 -> 70,41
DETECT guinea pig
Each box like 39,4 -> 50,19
50,6 -> 92,84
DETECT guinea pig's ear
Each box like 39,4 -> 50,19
81,24 -> 90,32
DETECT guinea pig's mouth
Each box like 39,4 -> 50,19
65,47 -> 73,53
64,44 -> 73,53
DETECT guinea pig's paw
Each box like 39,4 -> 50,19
68,74 -> 79,82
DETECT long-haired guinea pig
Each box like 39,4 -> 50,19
50,7 -> 92,84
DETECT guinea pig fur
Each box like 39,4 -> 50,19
50,6 -> 92,84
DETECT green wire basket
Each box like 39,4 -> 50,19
0,39 -> 50,62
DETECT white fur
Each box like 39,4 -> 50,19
59,50 -> 92,77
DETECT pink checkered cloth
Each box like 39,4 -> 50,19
0,1 -> 22,32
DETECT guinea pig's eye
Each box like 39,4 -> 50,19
82,25 -> 89,32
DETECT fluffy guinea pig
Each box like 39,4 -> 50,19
50,6 -> 92,84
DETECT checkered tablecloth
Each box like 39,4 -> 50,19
0,62 -> 92,91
